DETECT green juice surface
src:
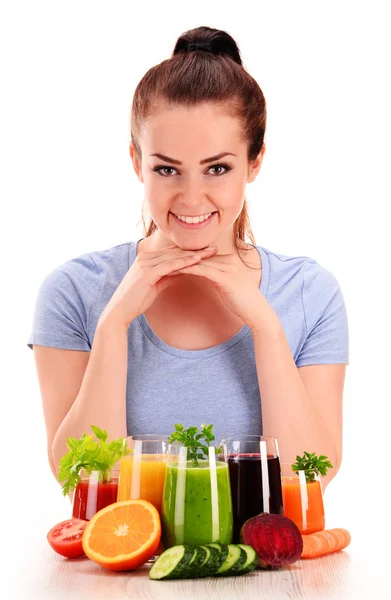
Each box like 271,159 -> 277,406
162,460 -> 233,546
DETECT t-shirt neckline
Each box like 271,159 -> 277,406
129,238 -> 270,358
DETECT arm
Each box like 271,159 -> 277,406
251,311 -> 346,492
33,313 -> 129,481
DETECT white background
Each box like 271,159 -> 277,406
1,0 -> 389,594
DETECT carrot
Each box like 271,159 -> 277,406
301,528 -> 351,559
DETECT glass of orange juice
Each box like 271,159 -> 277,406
117,435 -> 169,556
281,463 -> 325,534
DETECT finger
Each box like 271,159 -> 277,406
192,257 -> 229,269
167,258 -> 227,274
165,263 -> 205,276
166,264 -> 204,276
165,264 -> 225,290
153,254 -> 203,281
148,246 -> 218,267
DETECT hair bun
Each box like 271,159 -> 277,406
187,42 -> 212,52
173,26 -> 242,66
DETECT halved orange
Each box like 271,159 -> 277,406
82,499 -> 161,571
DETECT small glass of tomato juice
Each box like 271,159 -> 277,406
72,469 -> 119,521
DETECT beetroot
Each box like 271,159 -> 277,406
240,513 -> 303,569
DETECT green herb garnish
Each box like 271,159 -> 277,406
168,423 -> 221,466
58,425 -> 130,496
292,451 -> 333,483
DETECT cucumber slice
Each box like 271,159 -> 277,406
206,543 -> 229,568
216,544 -> 247,576
196,544 -> 221,577
149,545 -> 195,580
236,544 -> 259,574
182,545 -> 207,579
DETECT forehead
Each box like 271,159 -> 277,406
140,102 -> 245,154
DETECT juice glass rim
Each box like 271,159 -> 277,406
77,468 -> 120,482
167,442 -> 221,453
166,459 -> 228,470
280,463 -> 322,484
280,462 -> 318,472
220,435 -> 277,442
126,434 -> 170,440
123,436 -> 169,454
166,443 -> 224,468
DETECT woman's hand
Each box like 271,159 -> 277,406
99,244 -> 219,328
167,251 -> 268,331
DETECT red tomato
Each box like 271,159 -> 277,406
47,518 -> 88,558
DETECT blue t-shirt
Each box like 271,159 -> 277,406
27,240 -> 349,442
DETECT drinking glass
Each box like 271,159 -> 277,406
221,435 -> 283,542
117,435 -> 169,555
281,463 -> 325,534
162,444 -> 233,547
72,468 -> 119,520
125,434 -> 170,441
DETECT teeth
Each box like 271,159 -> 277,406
175,212 -> 213,224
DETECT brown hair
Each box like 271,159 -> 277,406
131,26 -> 266,261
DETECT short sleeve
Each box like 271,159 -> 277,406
296,260 -> 349,367
27,255 -> 101,351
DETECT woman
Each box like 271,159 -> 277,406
28,26 -> 349,491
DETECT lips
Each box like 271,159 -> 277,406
170,211 -> 217,229
170,211 -> 217,218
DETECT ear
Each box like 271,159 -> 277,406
247,144 -> 266,183
129,143 -> 144,183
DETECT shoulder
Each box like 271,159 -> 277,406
28,241 -> 137,351
85,241 -> 134,277
260,246 -> 313,274
256,246 -> 345,322
37,241 -> 135,303
56,241 -> 132,278
262,246 -> 346,330
259,245 -> 339,289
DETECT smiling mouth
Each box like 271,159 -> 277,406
170,211 -> 217,223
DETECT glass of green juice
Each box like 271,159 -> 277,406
162,443 -> 233,547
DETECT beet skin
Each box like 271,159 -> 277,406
240,513 -> 303,569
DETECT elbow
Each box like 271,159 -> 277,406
48,446 -> 60,482
321,429 -> 343,493
322,453 -> 342,493
51,429 -> 65,479
48,448 -> 74,505
49,434 -> 63,485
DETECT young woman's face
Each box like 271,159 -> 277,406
131,102 -> 264,252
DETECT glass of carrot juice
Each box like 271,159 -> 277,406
117,435 -> 169,555
281,464 -> 325,534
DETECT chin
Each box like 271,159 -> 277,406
168,239 -> 209,251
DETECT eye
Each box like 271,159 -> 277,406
208,163 -> 232,176
153,166 -> 177,177
152,162 -> 232,177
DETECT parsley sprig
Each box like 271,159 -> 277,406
168,423 -> 221,466
58,425 -> 130,496
292,451 -> 333,483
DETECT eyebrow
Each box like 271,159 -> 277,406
149,152 -> 237,165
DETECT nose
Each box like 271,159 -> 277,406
177,175 -> 207,210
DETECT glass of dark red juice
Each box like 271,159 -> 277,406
220,435 -> 283,542
72,468 -> 119,521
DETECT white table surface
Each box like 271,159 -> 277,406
5,460 -> 387,600
7,516 -> 386,600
